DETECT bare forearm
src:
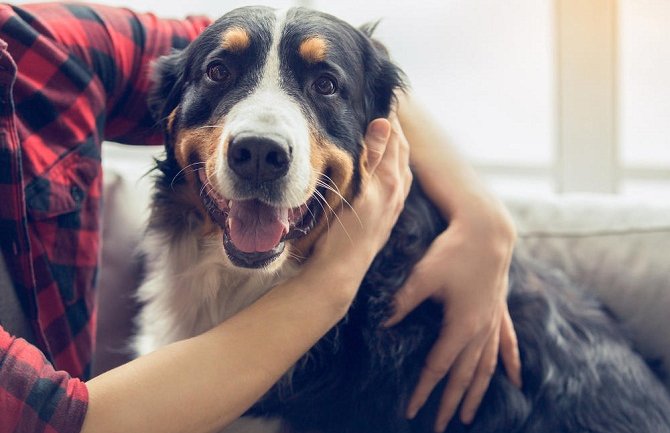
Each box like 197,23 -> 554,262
398,93 -> 493,217
81,264 -> 358,433
397,92 -> 515,246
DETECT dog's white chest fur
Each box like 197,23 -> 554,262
133,229 -> 299,356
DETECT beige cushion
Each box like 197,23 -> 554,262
506,193 -> 670,387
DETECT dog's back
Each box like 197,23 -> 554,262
250,183 -> 670,433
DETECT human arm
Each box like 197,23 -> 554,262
389,92 -> 521,430
82,265 -> 363,433
0,263 -> 363,433
79,116 -> 410,433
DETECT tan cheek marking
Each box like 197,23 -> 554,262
166,109 -> 177,132
290,131 -> 356,260
173,126 -> 225,235
174,127 -> 221,171
299,37 -> 328,64
323,145 -> 356,202
221,27 -> 251,53
309,130 -> 328,176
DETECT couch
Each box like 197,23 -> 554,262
96,145 -> 670,391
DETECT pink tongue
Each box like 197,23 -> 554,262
228,200 -> 289,253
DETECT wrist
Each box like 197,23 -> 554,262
310,226 -> 380,275
460,192 -> 516,240
299,256 -> 367,315
449,194 -> 517,265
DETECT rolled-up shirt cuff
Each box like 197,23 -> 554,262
0,326 -> 88,433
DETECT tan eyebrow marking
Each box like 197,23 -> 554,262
299,36 -> 328,64
221,27 -> 251,53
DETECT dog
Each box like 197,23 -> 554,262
134,6 -> 670,432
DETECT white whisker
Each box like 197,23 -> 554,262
171,161 -> 206,190
194,124 -> 226,130
314,189 -> 352,244
312,170 -> 362,228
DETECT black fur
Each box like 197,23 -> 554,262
148,6 -> 670,432
250,183 -> 670,433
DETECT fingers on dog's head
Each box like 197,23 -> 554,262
364,119 -> 392,174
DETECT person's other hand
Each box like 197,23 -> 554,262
386,199 -> 521,431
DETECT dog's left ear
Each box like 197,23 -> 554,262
359,22 -> 406,121
148,49 -> 187,139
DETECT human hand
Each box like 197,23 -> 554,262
308,111 -> 412,303
385,199 -> 521,431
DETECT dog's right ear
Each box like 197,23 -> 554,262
148,50 -> 187,136
359,22 -> 406,122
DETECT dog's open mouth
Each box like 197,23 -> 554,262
198,171 -> 322,268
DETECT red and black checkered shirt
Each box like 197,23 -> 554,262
0,3 -> 210,432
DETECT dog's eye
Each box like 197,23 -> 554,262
313,75 -> 338,95
206,62 -> 232,83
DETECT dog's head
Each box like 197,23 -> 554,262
151,6 -> 404,270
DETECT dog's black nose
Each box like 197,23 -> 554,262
228,136 -> 291,183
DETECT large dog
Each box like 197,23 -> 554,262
134,6 -> 670,433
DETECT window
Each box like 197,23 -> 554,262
619,0 -> 670,197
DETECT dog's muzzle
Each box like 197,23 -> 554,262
198,169 -> 323,268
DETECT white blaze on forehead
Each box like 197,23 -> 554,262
263,8 -> 288,89
217,8 -> 312,208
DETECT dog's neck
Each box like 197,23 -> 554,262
143,228 -> 301,337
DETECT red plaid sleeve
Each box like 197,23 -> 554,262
19,3 -> 211,145
0,326 -> 88,433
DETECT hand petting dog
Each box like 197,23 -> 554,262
389,93 -> 521,431
309,112 -> 412,306
387,202 -> 520,431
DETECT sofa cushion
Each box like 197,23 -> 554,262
506,193 -> 670,387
